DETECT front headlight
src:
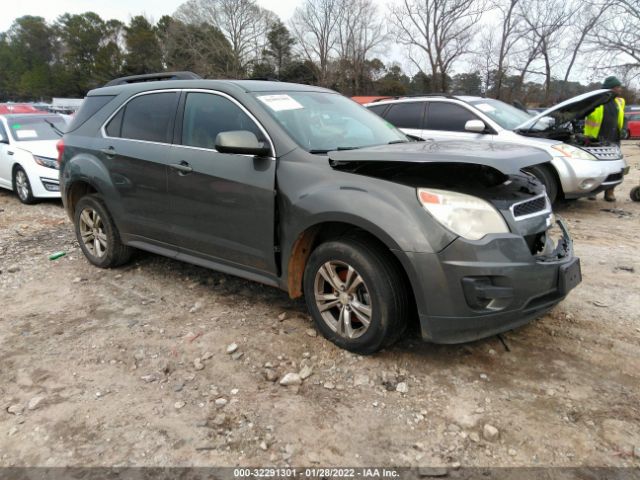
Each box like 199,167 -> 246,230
417,188 -> 509,240
551,144 -> 597,161
33,155 -> 59,170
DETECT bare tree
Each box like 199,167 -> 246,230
175,0 -> 274,77
471,30 -> 497,95
590,0 -> 640,82
517,0 -> 576,102
289,0 -> 342,86
491,0 -> 525,98
389,0 -> 487,92
561,0 -> 614,90
335,0 -> 387,94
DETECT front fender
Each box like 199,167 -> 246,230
277,160 -> 456,296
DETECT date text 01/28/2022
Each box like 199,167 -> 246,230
233,468 -> 400,478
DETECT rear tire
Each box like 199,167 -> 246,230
525,164 -> 559,205
74,194 -> 132,268
303,237 -> 408,354
13,166 -> 36,204
630,186 -> 640,202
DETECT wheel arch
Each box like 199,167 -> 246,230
286,219 -> 415,299
64,179 -> 100,219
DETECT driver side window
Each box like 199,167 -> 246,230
181,92 -> 265,150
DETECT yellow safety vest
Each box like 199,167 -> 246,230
584,97 -> 625,138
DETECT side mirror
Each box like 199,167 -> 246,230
215,130 -> 271,157
0,132 -> 8,144
465,119 -> 487,133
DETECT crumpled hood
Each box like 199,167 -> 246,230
514,89 -> 614,132
328,140 -> 551,175
14,140 -> 59,159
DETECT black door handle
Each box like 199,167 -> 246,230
169,161 -> 193,175
7,151 -> 13,155
100,147 -> 116,158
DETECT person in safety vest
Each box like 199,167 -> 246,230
584,76 -> 626,202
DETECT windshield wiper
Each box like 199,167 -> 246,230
309,146 -> 361,154
388,139 -> 411,144
44,119 -> 64,137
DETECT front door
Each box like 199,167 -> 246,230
421,101 -> 494,142
167,91 -> 277,275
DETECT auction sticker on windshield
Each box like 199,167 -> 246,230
257,94 -> 304,112
475,103 -> 496,113
15,129 -> 38,139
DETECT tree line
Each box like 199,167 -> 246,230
1,0 -> 639,105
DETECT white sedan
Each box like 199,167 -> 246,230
0,114 -> 66,204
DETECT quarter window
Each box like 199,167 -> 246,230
367,104 -> 389,117
181,92 -> 265,150
0,122 -> 8,142
426,102 -> 480,132
384,102 -> 425,129
108,92 -> 179,143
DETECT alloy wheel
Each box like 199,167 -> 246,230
313,260 -> 373,339
79,207 -> 108,258
15,170 -> 30,201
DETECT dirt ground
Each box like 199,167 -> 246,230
1,143 -> 639,469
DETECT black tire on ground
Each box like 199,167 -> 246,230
303,237 -> 409,354
74,194 -> 132,268
525,164 -> 559,205
630,186 -> 640,202
12,166 -> 36,205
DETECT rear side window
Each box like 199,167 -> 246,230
181,92 -> 265,149
426,102 -> 479,131
116,92 -> 179,143
384,102 -> 425,129
367,104 -> 388,117
67,95 -> 115,131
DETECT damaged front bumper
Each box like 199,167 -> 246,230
405,218 -> 581,343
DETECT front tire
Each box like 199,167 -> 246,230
525,164 -> 559,205
303,238 -> 408,354
74,195 -> 132,268
13,166 -> 36,204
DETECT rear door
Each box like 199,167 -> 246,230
97,90 -> 179,243
381,102 -> 426,138
0,120 -> 12,189
167,90 -> 278,275
422,101 -> 493,141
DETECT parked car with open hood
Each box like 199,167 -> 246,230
366,90 -> 629,204
58,72 -> 581,353
0,113 -> 66,203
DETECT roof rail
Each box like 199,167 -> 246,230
373,93 -> 457,102
103,71 -> 202,87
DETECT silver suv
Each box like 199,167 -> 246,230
366,90 -> 628,203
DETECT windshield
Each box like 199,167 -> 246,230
469,99 -> 533,130
253,92 -> 407,152
7,115 -> 67,142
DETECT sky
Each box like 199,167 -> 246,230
0,0 -> 308,32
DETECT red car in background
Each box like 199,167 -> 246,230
0,103 -> 44,114
623,111 -> 640,139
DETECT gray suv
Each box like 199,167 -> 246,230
58,72 -> 581,354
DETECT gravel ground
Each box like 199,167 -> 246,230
0,143 -> 639,469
